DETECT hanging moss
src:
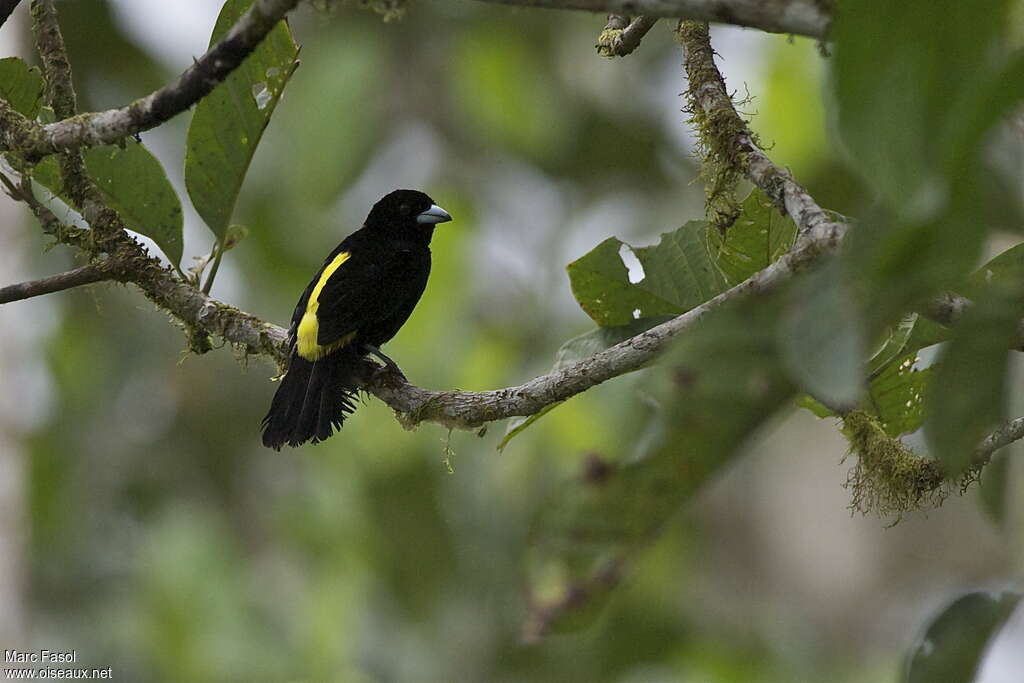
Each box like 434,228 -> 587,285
840,410 -> 981,523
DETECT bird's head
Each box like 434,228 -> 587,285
366,189 -> 452,236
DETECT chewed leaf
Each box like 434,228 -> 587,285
568,223 -> 726,327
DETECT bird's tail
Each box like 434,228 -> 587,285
261,347 -> 361,450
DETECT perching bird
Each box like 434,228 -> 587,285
261,189 -> 452,449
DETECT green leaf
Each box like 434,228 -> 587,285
0,57 -> 44,118
926,285 -> 1024,476
964,241 -> 1024,299
869,353 -> 932,437
86,143 -> 184,265
798,351 -> 932,437
834,0 -> 1011,211
708,189 -> 797,286
528,297 -> 794,635
836,2 -> 1020,328
905,591 -> 1020,683
568,222 -> 727,327
778,258 -> 865,410
32,141 -> 184,265
498,317 -> 671,451
184,0 -> 298,240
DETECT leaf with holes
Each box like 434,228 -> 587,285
184,0 -> 298,241
870,353 -> 932,437
568,222 -> 726,327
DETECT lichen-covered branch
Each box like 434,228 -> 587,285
4,0 -> 301,159
475,0 -> 831,39
678,20 -> 840,239
597,15 -> 658,57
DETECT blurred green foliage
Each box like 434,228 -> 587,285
3,0 -> 1024,681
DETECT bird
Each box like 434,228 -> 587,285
261,189 -> 452,449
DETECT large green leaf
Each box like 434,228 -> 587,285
527,297 -> 794,635
568,222 -> 727,327
0,57 -> 44,118
779,258 -> 865,410
836,1 -> 1021,330
708,189 -> 797,286
184,0 -> 299,240
926,284 -> 1024,476
905,591 -> 1020,683
834,0 -> 1010,210
964,241 -> 1024,299
32,141 -> 184,265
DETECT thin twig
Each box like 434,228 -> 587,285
0,265 -> 109,304
976,417 -> 1024,465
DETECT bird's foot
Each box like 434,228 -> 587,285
365,344 -> 407,381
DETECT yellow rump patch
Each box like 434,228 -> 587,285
297,251 -> 355,360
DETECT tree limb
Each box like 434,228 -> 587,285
365,220 -> 841,429
678,20 -> 840,240
0,265 -> 109,305
473,0 -> 830,39
976,417 -> 1024,465
3,0 -> 301,159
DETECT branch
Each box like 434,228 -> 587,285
472,0 -> 831,39
678,20 -> 840,239
597,15 -> 658,57
976,417 -> 1024,465
4,0 -> 301,159
363,221 -> 842,429
0,265 -> 109,304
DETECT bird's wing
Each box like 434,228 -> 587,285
315,248 -> 425,345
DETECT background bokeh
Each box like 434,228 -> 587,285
0,1 -> 1022,680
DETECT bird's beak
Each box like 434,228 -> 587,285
416,204 -> 452,225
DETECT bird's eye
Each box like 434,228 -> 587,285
399,203 -> 410,214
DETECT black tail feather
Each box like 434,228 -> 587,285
261,348 -> 360,450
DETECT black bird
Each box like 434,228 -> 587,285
261,189 -> 452,449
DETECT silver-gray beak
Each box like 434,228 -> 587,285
416,204 -> 452,225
